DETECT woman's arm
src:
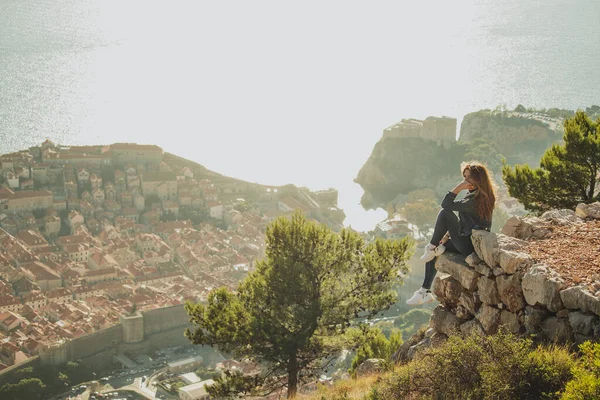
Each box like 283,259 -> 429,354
440,180 -> 476,212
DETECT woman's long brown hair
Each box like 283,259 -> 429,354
461,161 -> 496,221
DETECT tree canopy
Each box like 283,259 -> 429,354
502,111 -> 600,213
185,212 -> 413,398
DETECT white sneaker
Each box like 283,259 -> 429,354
420,243 -> 446,262
406,288 -> 435,306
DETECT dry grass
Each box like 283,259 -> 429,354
297,373 -> 384,400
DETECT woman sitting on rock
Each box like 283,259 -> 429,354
406,161 -> 496,305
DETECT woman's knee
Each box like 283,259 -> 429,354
437,209 -> 454,219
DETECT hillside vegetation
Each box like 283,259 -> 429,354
300,332 -> 600,400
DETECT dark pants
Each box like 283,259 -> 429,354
422,209 -> 475,290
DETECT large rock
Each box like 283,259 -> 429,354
460,319 -> 485,337
458,291 -> 481,316
496,273 -> 527,312
477,276 -> 501,305
355,359 -> 386,377
522,265 -> 565,312
431,305 -> 461,336
477,305 -> 501,334
501,216 -> 552,239
568,312 -> 599,336
541,317 -> 573,343
524,306 -> 548,335
436,253 -> 479,291
471,230 -> 499,267
575,202 -> 600,219
541,209 -> 583,225
500,310 -> 522,334
497,234 -> 529,252
499,250 -> 533,274
560,286 -> 600,316
432,274 -> 463,306
465,252 -> 481,267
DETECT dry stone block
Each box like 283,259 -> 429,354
499,250 -> 533,274
478,305 -> 501,334
431,305 -> 461,336
501,216 -> 551,240
455,305 -> 473,320
460,319 -> 485,337
436,253 -> 479,291
501,216 -> 522,238
458,292 -> 481,316
500,310 -> 522,334
524,306 -> 548,335
541,209 -> 583,225
541,317 -> 573,343
474,262 -> 493,278
575,202 -> 600,219
477,276 -> 500,305
465,252 -> 481,267
471,230 -> 499,267
522,265 -> 565,312
497,273 -> 526,313
497,234 -> 528,252
568,312 -> 598,336
432,274 -> 463,306
560,286 -> 600,316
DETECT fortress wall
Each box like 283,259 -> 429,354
67,325 -> 122,361
121,327 -> 190,354
0,356 -> 41,386
142,304 -> 190,336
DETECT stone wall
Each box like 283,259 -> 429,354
142,304 -> 190,336
402,204 -> 600,359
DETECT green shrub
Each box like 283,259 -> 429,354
369,331 -> 575,400
561,341 -> 600,400
349,327 -> 402,376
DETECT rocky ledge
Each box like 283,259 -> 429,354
396,202 -> 600,361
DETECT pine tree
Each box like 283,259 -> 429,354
502,111 -> 600,213
185,212 -> 413,398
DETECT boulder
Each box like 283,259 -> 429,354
524,306 -> 548,335
497,234 -> 529,252
460,319 -> 485,337
500,310 -> 522,334
436,253 -> 479,291
541,317 -> 573,343
499,250 -> 533,274
471,230 -> 499,267
465,252 -> 481,267
501,216 -> 522,238
355,358 -> 386,377
501,216 -> 552,240
477,276 -> 501,305
560,286 -> 600,316
407,338 -> 431,361
458,292 -> 481,316
455,304 -> 473,320
568,312 -> 598,336
575,202 -> 600,219
477,305 -> 501,334
431,305 -> 461,336
432,274 -> 463,306
522,265 -> 565,312
497,273 -> 527,312
474,262 -> 493,278
541,209 -> 583,225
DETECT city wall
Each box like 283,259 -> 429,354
0,305 -> 193,384
142,304 -> 190,336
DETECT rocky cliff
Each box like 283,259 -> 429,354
355,110 -> 564,210
396,202 -> 600,361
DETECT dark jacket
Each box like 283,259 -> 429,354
441,190 -> 492,236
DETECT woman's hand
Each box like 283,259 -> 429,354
451,180 -> 471,194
